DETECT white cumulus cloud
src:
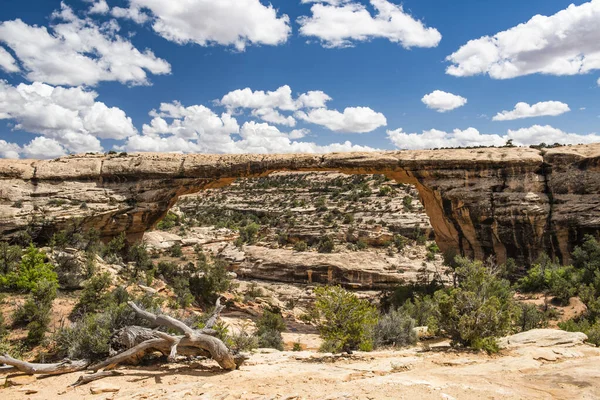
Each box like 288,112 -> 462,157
0,80 -> 137,156
86,0 -> 110,15
119,0 -> 291,51
387,127 -> 505,150
421,90 -> 467,113
446,0 -> 600,80
298,0 -> 441,49
0,140 -> 21,159
387,125 -> 600,150
507,125 -> 600,145
0,46 -> 19,73
0,3 -> 171,86
122,101 -> 376,154
219,85 -> 332,126
493,101 -> 570,121
296,107 -> 387,133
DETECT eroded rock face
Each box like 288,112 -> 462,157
1,145 -> 599,265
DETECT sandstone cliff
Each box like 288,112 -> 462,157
1,144 -> 599,265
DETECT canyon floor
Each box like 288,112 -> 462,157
2,329 -> 599,400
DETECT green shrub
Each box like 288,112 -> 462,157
518,254 -> 578,305
4,244 -> 56,292
157,212 -> 179,230
255,308 -> 285,350
402,196 -> 413,211
314,286 -> 378,353
399,295 -> 438,327
169,243 -> 183,258
103,233 -> 126,263
559,318 -> 600,347
292,342 -> 302,351
127,242 -> 153,278
13,278 -> 58,345
56,292 -> 157,360
293,240 -> 308,252
373,308 -> 417,349
13,280 -> 58,345
393,234 -> 408,252
55,312 -> 112,360
70,272 -> 113,319
227,325 -> 258,352
429,257 -> 520,351
0,242 -> 22,275
516,303 -> 548,332
237,223 -> 260,245
356,239 -> 368,250
189,259 -> 232,305
317,236 -> 335,253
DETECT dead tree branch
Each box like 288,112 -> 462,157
0,355 -> 89,375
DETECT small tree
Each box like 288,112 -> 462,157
71,272 -> 113,319
314,286 -> 378,353
13,278 -> 58,345
8,244 -> 56,292
430,257 -> 520,352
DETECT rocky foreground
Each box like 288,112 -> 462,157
1,144 -> 600,265
2,329 -> 598,400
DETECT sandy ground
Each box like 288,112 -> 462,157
3,338 -> 600,400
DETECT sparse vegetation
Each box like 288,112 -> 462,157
314,286 -> 378,353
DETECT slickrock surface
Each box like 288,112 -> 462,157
1,144 -> 599,264
2,329 -> 599,400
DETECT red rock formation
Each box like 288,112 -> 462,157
1,144 -> 599,265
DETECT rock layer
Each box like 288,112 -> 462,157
1,145 -> 599,265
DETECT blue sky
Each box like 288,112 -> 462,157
0,0 -> 599,158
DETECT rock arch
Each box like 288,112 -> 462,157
1,144 -> 599,265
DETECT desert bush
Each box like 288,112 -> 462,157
518,254 -> 578,305
227,325 -> 258,352
70,272 -> 113,319
429,257 -> 520,352
255,308 -> 285,350
559,318 -> 600,347
516,303 -> 548,332
189,258 -> 232,305
0,242 -> 22,275
399,295 -> 438,327
102,233 -> 126,264
1,244 -> 56,292
373,308 -> 417,349
157,212 -> 179,230
293,240 -> 308,252
169,243 -> 183,258
13,278 -> 58,345
393,234 -> 408,252
237,223 -> 260,246
402,196 -> 413,211
317,236 -> 335,253
127,242 -> 153,278
314,286 -> 378,353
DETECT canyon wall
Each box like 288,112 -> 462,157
0,144 -> 599,265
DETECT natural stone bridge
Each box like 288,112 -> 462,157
1,144 -> 599,265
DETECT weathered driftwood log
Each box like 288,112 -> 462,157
0,297 -> 243,380
90,300 -> 238,371
0,355 -> 89,375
